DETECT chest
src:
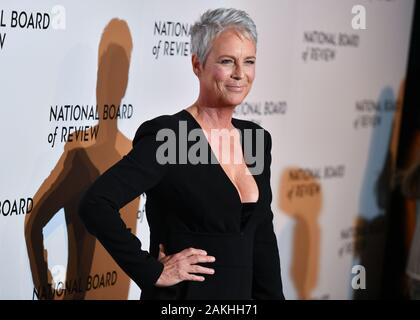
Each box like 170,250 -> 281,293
206,129 -> 259,203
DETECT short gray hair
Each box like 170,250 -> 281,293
191,8 -> 257,65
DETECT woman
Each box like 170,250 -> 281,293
79,8 -> 285,300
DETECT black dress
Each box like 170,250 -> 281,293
79,109 -> 285,300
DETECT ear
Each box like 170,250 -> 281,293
192,54 -> 202,77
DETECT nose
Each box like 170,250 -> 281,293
231,64 -> 244,80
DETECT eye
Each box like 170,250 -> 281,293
245,59 -> 255,65
220,59 -> 234,64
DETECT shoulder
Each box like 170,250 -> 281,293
133,113 -> 180,147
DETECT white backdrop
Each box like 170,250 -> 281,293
0,0 -> 414,299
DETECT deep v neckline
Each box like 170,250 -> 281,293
181,109 -> 260,205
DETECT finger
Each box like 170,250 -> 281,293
159,243 -> 166,253
158,244 -> 166,259
179,247 -> 207,259
188,255 -> 216,265
189,265 -> 215,275
184,273 -> 205,282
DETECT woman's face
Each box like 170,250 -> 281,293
195,28 -> 256,108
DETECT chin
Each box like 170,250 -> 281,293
220,100 -> 244,108
222,95 -> 248,107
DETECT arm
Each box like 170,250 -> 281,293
252,130 -> 285,300
79,119 -> 168,290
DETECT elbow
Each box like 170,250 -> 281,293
79,181 -> 120,237
78,189 -> 98,236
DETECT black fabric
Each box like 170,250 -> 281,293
79,109 -> 284,300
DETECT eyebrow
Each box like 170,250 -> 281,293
218,55 -> 256,60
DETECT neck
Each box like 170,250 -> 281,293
187,101 -> 235,130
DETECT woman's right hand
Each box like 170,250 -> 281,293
154,244 -> 216,287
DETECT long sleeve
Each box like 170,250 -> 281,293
252,130 -> 285,300
79,117 -> 170,290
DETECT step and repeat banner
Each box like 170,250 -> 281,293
0,0 -> 414,299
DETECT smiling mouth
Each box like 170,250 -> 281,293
226,85 -> 246,92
